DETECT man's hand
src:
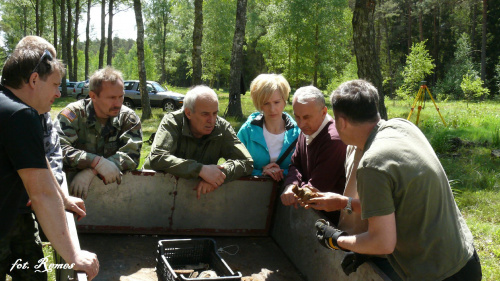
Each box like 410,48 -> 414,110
299,192 -> 346,212
341,252 -> 370,276
63,196 -> 87,221
72,250 -> 99,281
280,184 -> 299,208
262,163 -> 284,182
94,157 -> 122,185
194,179 -> 219,199
315,219 -> 347,251
70,169 -> 95,199
199,165 -> 226,187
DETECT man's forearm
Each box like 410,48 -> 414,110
220,158 -> 253,182
45,158 -> 69,201
19,168 -> 79,264
107,151 -> 139,171
144,152 -> 203,178
61,144 -> 99,170
337,213 -> 397,255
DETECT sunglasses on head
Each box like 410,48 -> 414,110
26,49 -> 54,83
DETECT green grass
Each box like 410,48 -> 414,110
50,92 -> 500,280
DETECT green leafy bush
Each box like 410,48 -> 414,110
397,40 -> 435,99
460,72 -> 489,106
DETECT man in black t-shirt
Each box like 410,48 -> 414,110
0,36 -> 99,280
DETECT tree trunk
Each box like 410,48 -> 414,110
192,0 -> 203,86
159,14 -> 168,84
418,0 -> 423,42
432,3 -> 439,85
40,1 -> 46,36
353,0 -> 387,120
53,0 -> 58,54
36,0 -> 40,36
226,0 -> 248,119
295,38 -> 298,89
73,0 -> 80,81
382,0 -> 393,97
99,0 -> 106,69
407,0 -> 412,54
133,0 -> 152,120
313,24 -> 319,87
66,0 -> 73,80
85,0 -> 91,79
480,0 -> 487,81
60,0 -> 67,95
471,0 -> 477,48
107,0 -> 114,66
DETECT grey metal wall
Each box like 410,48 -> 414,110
271,201 -> 391,281
75,171 -> 277,235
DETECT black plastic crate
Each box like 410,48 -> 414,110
156,238 -> 242,281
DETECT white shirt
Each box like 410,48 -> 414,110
263,123 -> 285,163
304,114 -> 333,145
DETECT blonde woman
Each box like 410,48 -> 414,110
237,74 -> 300,181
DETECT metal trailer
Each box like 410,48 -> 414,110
55,171 -> 393,281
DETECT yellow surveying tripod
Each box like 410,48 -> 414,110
407,82 -> 446,126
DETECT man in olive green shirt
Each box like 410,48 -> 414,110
144,85 -> 253,199
57,67 -> 142,199
313,79 -> 481,281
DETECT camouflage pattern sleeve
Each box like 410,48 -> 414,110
219,120 -> 254,182
42,113 -> 64,185
57,106 -> 100,169
107,111 -> 143,171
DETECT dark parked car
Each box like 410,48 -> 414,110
123,80 -> 184,111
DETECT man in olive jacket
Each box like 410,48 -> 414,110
144,85 -> 253,198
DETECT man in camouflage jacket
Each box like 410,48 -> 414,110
42,112 -> 64,185
57,67 -> 142,199
143,85 -> 253,199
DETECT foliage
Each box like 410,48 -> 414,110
201,0 -> 236,88
460,71 -> 489,106
255,0 -> 351,89
396,40 -> 435,99
435,33 -> 478,100
2,0 -> 500,97
326,55 -> 358,94
0,0 -> 36,52
144,0 -> 182,84
112,42 -> 157,81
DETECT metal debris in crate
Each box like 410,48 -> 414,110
156,238 -> 242,280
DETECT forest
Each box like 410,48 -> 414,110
1,0 -> 499,110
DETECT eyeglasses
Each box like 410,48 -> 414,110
27,49 -> 54,83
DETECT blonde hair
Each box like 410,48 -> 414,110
250,74 -> 290,111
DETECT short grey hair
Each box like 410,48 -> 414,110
330,79 -> 380,123
183,85 -> 218,112
293,86 -> 326,108
89,66 -> 124,96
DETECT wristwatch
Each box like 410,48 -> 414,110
344,197 -> 353,215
